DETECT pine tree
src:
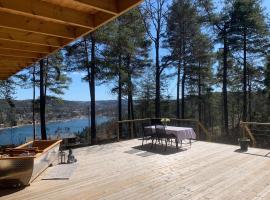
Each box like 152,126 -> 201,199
66,31 -> 105,144
199,0 -> 233,135
100,9 -> 150,138
229,0 -> 269,121
140,0 -> 168,118
165,0 -> 211,119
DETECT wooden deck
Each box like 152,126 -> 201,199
2,139 -> 270,200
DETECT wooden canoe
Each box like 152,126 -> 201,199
0,140 -> 62,187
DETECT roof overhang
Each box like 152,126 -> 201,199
0,0 -> 143,80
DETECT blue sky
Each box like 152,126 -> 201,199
15,0 -> 270,101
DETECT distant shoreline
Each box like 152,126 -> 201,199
0,116 -> 89,131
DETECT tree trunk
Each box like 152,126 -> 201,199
84,39 -> 92,144
32,66 -> 36,140
155,40 -> 161,118
223,29 -> 229,135
198,62 -> 202,122
176,60 -> 181,118
131,95 -> 136,137
232,104 -> 235,129
127,58 -> 132,139
39,60 -> 47,140
90,34 -> 96,144
248,68 -> 252,122
44,58 -> 48,106
118,55 -> 123,138
181,33 -> 186,119
181,61 -> 186,119
243,27 -> 247,122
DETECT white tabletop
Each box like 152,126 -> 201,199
145,125 -> 196,142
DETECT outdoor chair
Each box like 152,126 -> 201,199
151,118 -> 161,126
141,122 -> 155,147
155,125 -> 179,150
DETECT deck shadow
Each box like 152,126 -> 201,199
234,149 -> 270,158
131,143 -> 187,156
0,187 -> 26,197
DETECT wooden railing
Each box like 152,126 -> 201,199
240,121 -> 257,147
116,118 -> 211,142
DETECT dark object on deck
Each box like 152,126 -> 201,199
58,150 -> 66,164
239,138 -> 250,151
67,149 -> 77,164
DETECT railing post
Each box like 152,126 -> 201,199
131,121 -> 134,139
196,121 -> 200,140
117,122 -> 120,142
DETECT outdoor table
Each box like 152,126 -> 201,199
145,125 -> 196,145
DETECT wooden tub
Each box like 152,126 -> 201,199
0,140 -> 62,187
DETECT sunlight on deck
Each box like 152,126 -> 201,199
2,140 -> 270,200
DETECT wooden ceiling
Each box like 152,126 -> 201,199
0,0 -> 143,80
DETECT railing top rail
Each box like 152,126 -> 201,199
117,118 -> 198,124
240,121 -> 270,126
117,118 -> 151,123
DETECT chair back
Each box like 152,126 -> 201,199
142,121 -> 152,137
151,118 -> 161,126
155,125 -> 167,139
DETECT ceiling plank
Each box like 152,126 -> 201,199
0,49 -> 45,59
75,0 -> 118,15
0,60 -> 32,66
0,70 -> 22,79
0,27 -> 70,47
0,56 -> 37,63
0,0 -> 95,28
0,39 -> 56,53
0,11 -> 90,39
0,69 -> 22,72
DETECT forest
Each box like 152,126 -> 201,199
0,0 -> 270,144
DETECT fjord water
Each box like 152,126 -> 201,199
0,116 -> 109,146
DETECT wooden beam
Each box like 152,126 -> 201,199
94,12 -> 114,27
0,11 -> 90,39
118,0 -> 143,13
0,0 -> 95,28
0,27 -> 70,47
0,39 -> 56,53
92,0 -> 143,28
75,0 -> 118,15
0,49 -> 45,59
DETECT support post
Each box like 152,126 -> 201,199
117,122 -> 120,142
131,121 -> 134,139
196,121 -> 200,140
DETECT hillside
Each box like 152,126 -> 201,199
0,98 -> 120,128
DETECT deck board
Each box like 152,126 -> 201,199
1,140 -> 270,200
